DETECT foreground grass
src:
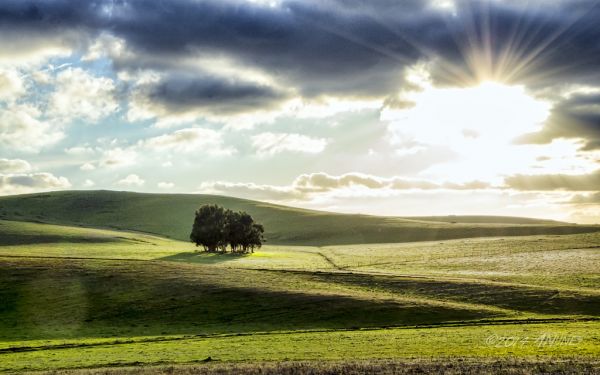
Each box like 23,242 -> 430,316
1,321 -> 599,372
1,254 -> 599,372
36,359 -> 600,375
1,219 -> 599,372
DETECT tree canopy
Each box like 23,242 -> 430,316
190,205 -> 265,254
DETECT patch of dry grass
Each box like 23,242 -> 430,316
40,359 -> 600,375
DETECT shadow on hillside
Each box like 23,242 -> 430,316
306,273 -> 600,317
0,234 -> 119,246
0,257 -> 493,341
159,251 -> 251,265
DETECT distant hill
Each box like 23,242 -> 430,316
406,215 -> 563,225
0,190 -> 597,246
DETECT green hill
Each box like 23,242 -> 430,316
0,190 -> 597,245
1,216 -> 599,372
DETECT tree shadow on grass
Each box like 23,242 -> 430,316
308,273 -> 600,317
0,258 -> 494,341
159,251 -> 251,265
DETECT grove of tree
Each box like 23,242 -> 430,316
190,204 -> 265,253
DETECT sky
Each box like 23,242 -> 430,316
1,0 -> 599,223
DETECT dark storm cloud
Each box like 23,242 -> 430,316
145,74 -> 287,114
518,92 -> 600,150
4,0 -> 600,84
0,0 -> 94,57
104,0 -> 425,97
505,170 -> 600,191
0,0 -> 88,28
2,0 -> 600,118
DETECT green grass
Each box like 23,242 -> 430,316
0,256 -> 500,342
321,233 -> 600,290
0,220 -> 195,260
0,221 -> 334,269
0,219 -> 599,372
0,190 -> 597,245
1,322 -> 599,372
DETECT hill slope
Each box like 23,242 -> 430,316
0,190 -> 597,245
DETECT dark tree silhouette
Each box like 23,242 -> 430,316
190,205 -> 229,252
190,205 -> 265,254
246,222 -> 265,253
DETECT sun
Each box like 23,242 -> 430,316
384,79 -> 555,181
393,80 -> 550,146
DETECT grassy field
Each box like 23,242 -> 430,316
0,207 -> 599,372
2,321 -> 599,372
0,190 -> 598,245
321,234 -> 600,290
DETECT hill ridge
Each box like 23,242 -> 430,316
0,190 -> 596,245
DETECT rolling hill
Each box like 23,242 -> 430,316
0,190 -> 597,245
0,204 -> 599,372
1,218 -> 599,372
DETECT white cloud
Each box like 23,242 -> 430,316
430,0 -> 456,12
99,147 -> 138,168
125,72 -> 163,122
199,172 -> 491,202
0,173 -> 71,195
158,181 -> 174,189
199,181 -> 299,201
0,105 -> 63,152
86,128 -> 231,172
30,70 -> 52,85
0,32 -> 74,66
199,173 -> 579,221
83,179 -> 95,187
283,97 -> 382,120
82,34 -> 126,62
66,146 -> 97,156
0,159 -> 32,173
140,127 -> 236,156
293,172 -> 490,192
117,174 -> 145,187
49,68 -> 118,123
0,68 -> 25,102
251,132 -> 327,156
80,163 -> 96,171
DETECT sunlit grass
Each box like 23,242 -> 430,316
322,233 -> 600,290
0,219 -> 599,372
1,322 -> 599,372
